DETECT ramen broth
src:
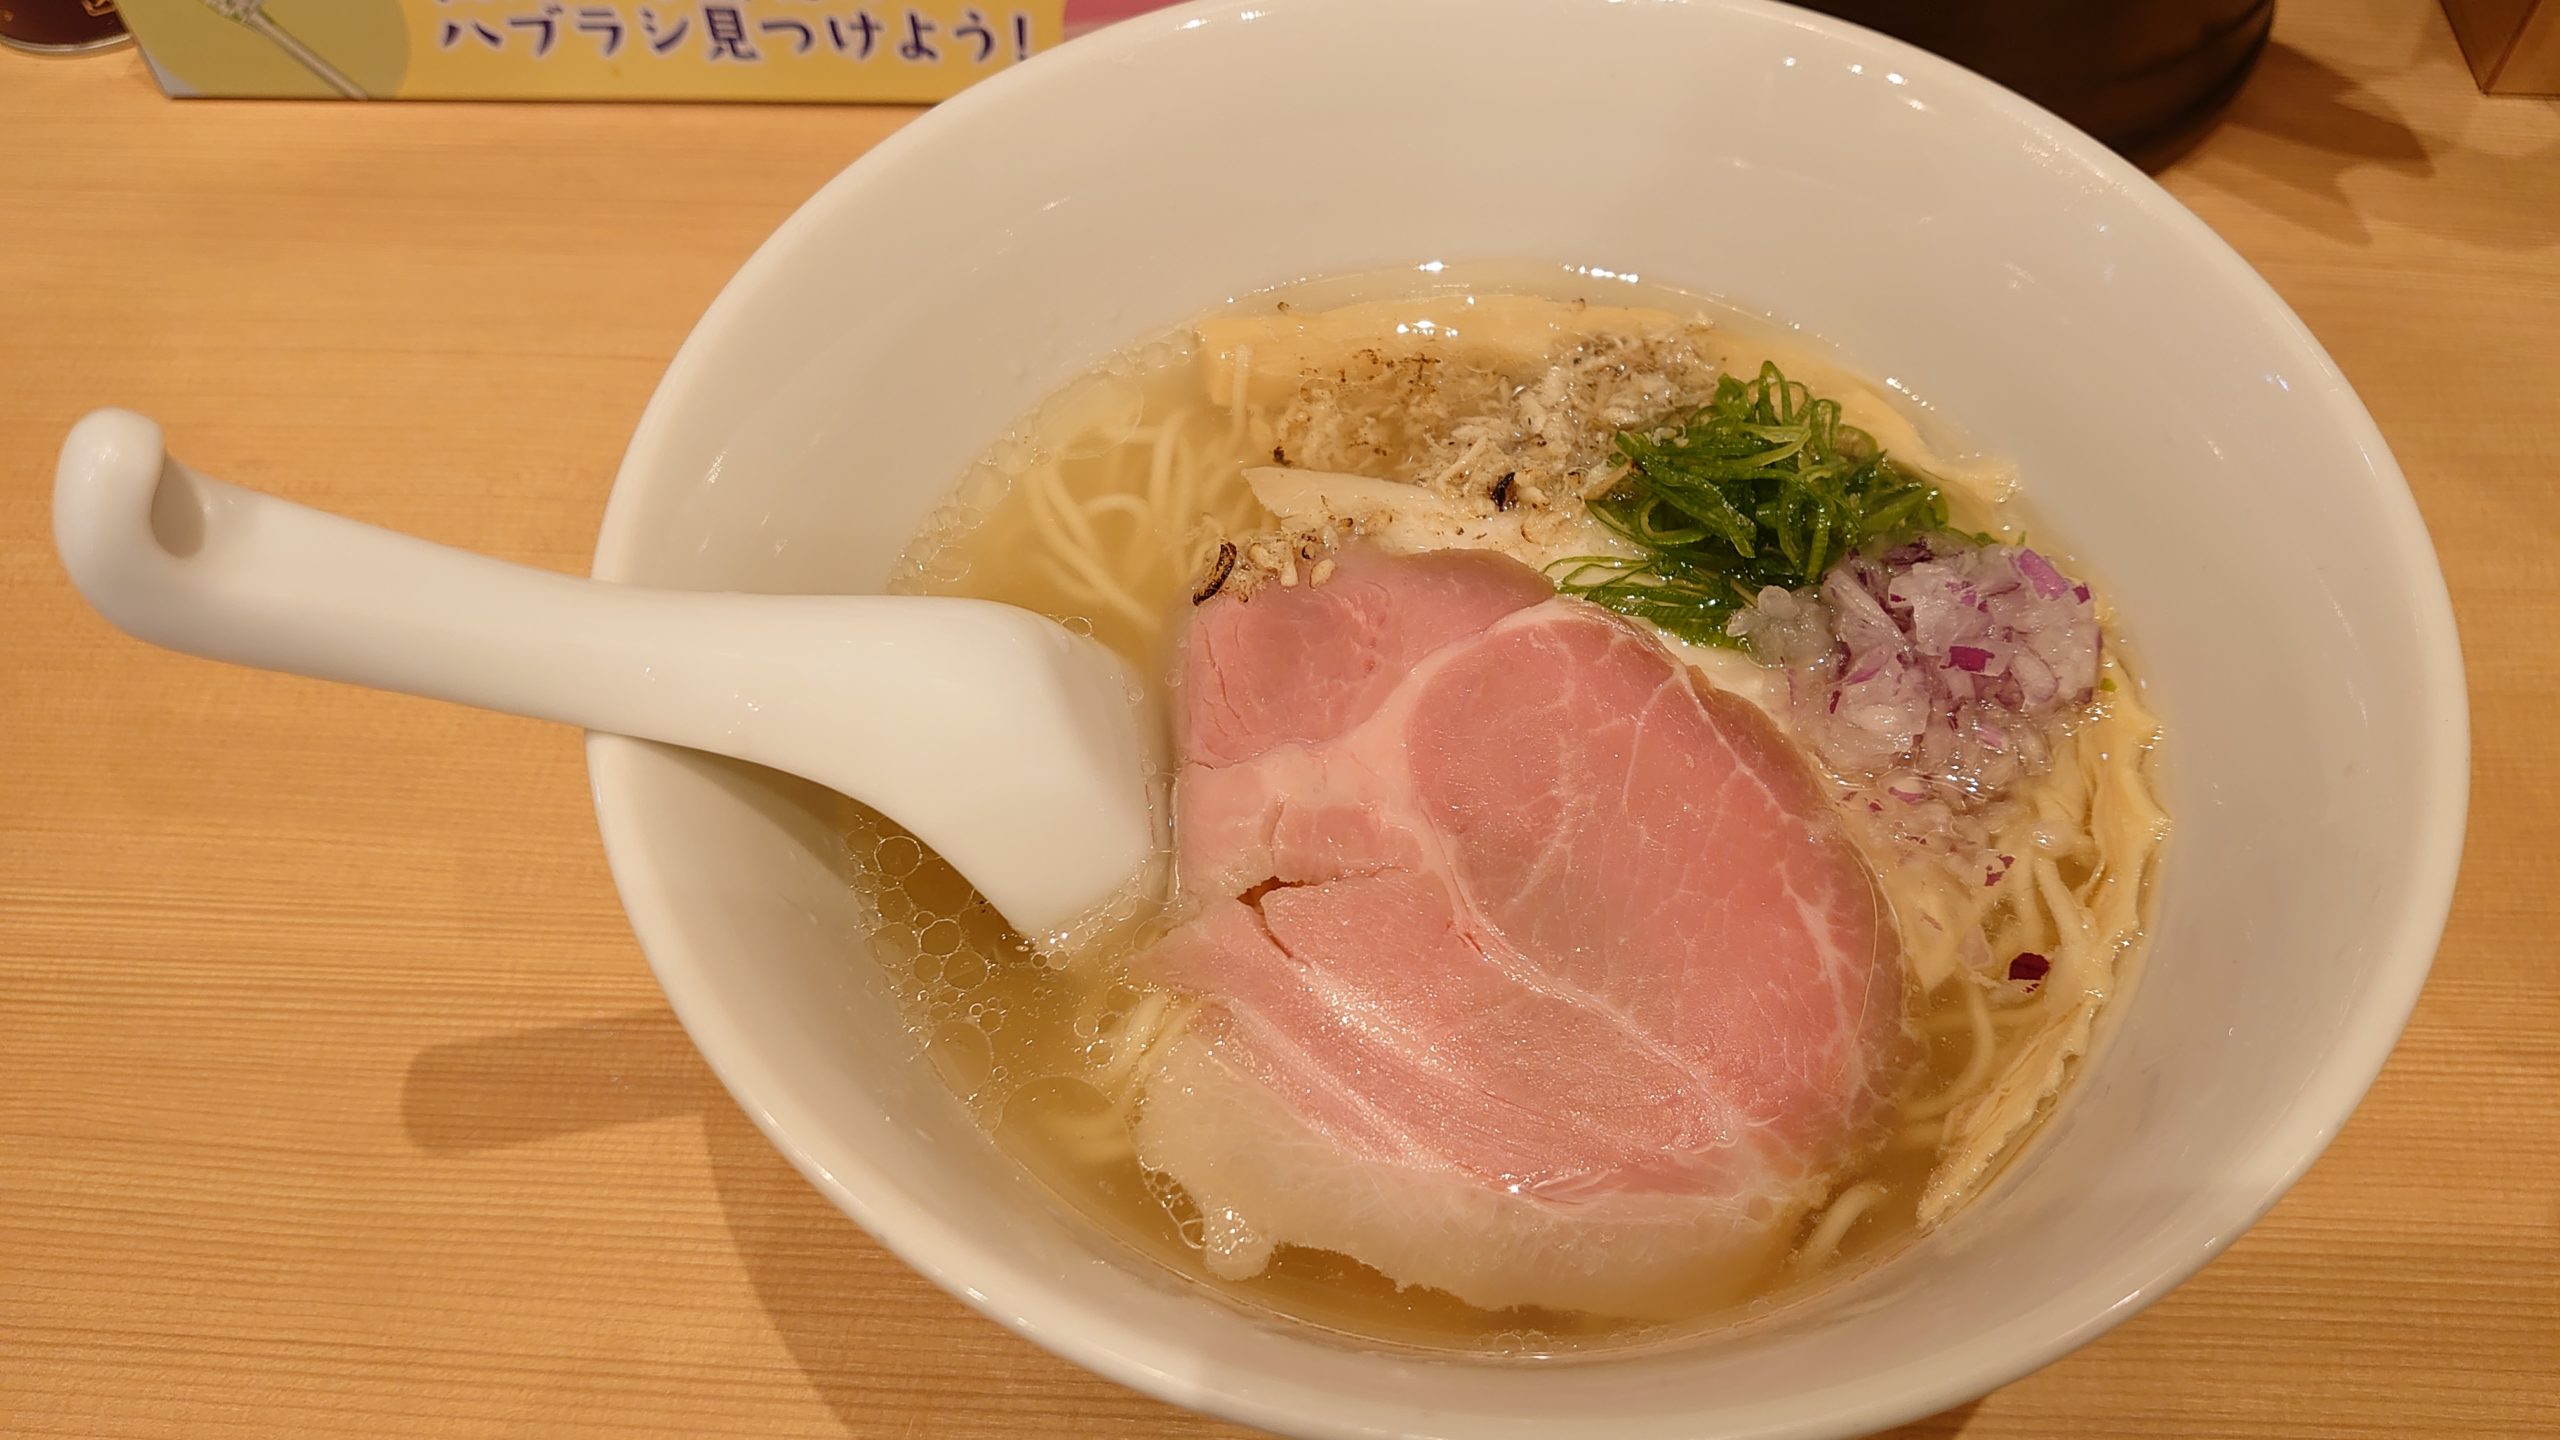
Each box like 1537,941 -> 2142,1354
849,263 -> 2166,1353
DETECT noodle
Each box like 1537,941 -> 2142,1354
1150,407 -> 1187,530
1903,976 -> 1997,1122
1084,492 -> 1155,531
1225,343 -> 1252,437
1026,462 -> 1164,634
1793,1182 -> 1888,1273
1874,646 -> 2167,1221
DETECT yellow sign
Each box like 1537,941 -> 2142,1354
115,0 -> 1167,101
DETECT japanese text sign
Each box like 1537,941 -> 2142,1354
117,0 -> 1181,101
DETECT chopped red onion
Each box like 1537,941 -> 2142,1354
2007,952 -> 2051,987
1743,535 -> 2104,803
1728,535 -> 2110,900
2015,548 -> 2071,600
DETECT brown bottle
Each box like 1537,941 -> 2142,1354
1798,0 -> 2276,168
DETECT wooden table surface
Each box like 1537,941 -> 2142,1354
5,3 -> 2556,1436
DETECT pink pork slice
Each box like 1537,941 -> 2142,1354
1133,546 -> 1905,1316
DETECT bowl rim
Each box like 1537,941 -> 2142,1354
581,0 -> 2471,1434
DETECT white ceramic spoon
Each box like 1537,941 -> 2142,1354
51,409 -> 1157,942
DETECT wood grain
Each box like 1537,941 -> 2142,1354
3,3 -> 2555,1436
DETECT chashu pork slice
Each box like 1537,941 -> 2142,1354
1135,546 -> 1905,1316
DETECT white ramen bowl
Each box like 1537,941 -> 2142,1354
585,1 -> 2467,1435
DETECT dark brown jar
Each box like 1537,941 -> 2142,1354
0,0 -> 126,55
1798,0 -> 2276,168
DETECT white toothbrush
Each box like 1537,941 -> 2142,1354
203,0 -> 367,99
51,409 -> 1159,944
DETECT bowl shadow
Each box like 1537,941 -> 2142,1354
403,1011 -> 2005,1438
404,1009 -> 1251,1437
1867,1399 -> 1986,1438
2181,37 -> 2558,251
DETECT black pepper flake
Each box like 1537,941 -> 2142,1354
2007,952 -> 2051,989
1192,541 -> 1238,605
1489,472 -> 1516,511
1272,444 -> 1289,464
